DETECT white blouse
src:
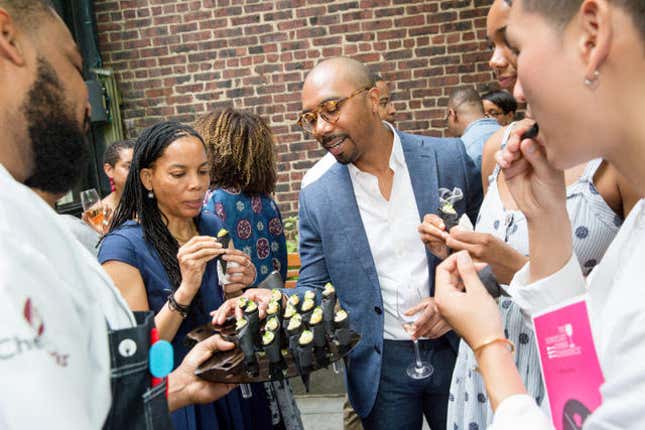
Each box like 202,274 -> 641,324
491,199 -> 645,429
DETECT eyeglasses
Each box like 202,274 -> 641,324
297,87 -> 371,133
485,109 -> 504,118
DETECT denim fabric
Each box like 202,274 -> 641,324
460,118 -> 501,170
103,311 -> 173,430
362,339 -> 456,430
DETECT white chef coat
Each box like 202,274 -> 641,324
0,164 -> 135,429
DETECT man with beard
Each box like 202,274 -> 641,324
301,71 -> 396,189
0,1 -> 235,428
294,58 -> 482,429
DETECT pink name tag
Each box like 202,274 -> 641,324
532,295 -> 604,430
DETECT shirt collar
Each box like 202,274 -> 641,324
462,117 -> 499,137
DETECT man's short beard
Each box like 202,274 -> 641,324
23,57 -> 89,195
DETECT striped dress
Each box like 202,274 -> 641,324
447,124 -> 623,430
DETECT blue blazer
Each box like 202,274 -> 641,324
293,131 -> 483,417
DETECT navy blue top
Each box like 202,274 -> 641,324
203,189 -> 288,284
98,213 -> 271,430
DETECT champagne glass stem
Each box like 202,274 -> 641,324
240,383 -> 253,399
413,339 -> 423,369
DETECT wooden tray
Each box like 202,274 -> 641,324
185,321 -> 360,384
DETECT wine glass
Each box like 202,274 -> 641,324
396,284 -> 434,380
80,188 -> 107,231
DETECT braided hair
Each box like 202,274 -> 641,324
194,108 -> 277,195
108,121 -> 206,290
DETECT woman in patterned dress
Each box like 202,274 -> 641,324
195,108 -> 303,430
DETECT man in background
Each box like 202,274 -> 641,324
446,87 -> 500,170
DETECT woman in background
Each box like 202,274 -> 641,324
83,140 -> 134,234
482,90 -> 517,126
102,139 -> 134,213
99,121 -> 274,430
196,108 -> 303,430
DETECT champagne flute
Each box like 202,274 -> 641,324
80,188 -> 107,230
396,284 -> 434,380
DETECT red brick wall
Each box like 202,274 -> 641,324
94,0 -> 497,215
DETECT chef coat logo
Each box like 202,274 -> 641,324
23,298 -> 45,337
0,297 -> 68,366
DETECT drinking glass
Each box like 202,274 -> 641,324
396,284 -> 434,380
80,189 -> 107,230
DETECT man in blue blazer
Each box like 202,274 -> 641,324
294,57 -> 483,429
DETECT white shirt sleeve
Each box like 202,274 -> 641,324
490,395 -> 554,429
506,255 -> 586,317
489,256 -> 585,429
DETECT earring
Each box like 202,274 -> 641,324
584,70 -> 600,89
148,190 -> 154,199
109,177 -> 115,192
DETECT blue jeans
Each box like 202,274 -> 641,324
362,339 -> 456,430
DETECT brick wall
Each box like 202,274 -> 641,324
94,0 -> 497,215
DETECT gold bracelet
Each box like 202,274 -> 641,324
473,337 -> 515,373
473,337 -> 515,357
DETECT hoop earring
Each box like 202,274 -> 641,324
584,70 -> 600,89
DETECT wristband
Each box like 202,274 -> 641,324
167,293 -> 191,319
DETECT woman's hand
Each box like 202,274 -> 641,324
496,124 -> 573,282
495,123 -> 566,221
221,249 -> 256,297
446,229 -> 528,284
82,206 -> 113,235
210,288 -> 275,325
176,236 -> 225,303
434,251 -> 504,350
418,214 -> 450,260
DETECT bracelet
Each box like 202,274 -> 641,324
473,337 -> 515,358
167,293 -> 191,319
473,337 -> 515,374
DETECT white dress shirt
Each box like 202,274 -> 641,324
490,199 -> 645,429
0,164 -> 135,428
301,152 -> 336,188
347,123 -> 430,340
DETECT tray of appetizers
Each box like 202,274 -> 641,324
185,282 -> 360,389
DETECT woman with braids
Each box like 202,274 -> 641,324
98,121 -> 275,430
195,108 -> 303,430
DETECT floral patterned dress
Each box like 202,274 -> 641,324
204,188 -> 302,430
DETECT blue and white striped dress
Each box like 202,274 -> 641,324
447,124 -> 623,430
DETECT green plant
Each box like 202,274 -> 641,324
283,215 -> 299,253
